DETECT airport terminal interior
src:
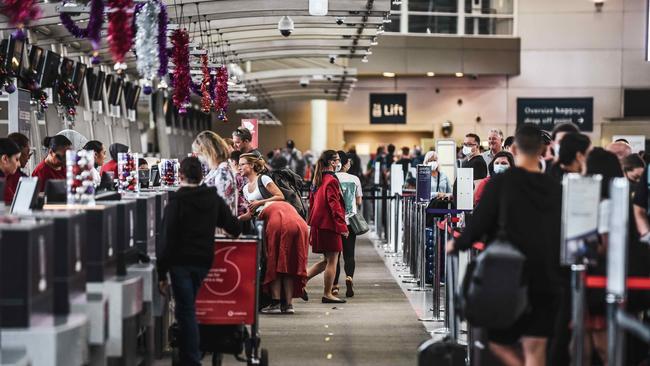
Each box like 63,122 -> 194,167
2,0 -> 650,365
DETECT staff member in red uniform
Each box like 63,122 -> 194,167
306,150 -> 349,304
0,139 -> 22,202
100,143 -> 129,181
32,135 -> 72,192
4,133 -> 31,204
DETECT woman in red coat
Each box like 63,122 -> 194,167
307,150 -> 349,303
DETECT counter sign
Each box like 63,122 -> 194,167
517,97 -> 593,132
370,93 -> 407,124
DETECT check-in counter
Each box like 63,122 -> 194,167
122,194 -> 156,257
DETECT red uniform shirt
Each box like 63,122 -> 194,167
32,160 -> 66,192
100,160 -> 118,181
4,170 -> 27,204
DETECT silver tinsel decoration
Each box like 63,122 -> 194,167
135,0 -> 160,86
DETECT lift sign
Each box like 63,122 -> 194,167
196,239 -> 257,325
370,93 -> 407,124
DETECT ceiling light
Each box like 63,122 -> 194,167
593,0 -> 604,12
383,72 -> 395,78
309,0 -> 328,16
455,72 -> 464,77
392,0 -> 402,5
362,56 -> 369,63
427,72 -> 435,77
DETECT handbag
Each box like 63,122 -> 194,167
457,182 -> 529,329
349,212 -> 369,235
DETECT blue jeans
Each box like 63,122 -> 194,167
170,266 -> 209,366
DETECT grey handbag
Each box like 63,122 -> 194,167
349,212 -> 369,235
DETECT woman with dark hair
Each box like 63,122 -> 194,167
100,143 -> 129,182
622,153 -> 646,188
32,135 -> 72,191
306,150 -> 348,304
547,132 -> 591,183
0,138 -> 21,183
474,151 -> 515,205
82,140 -> 106,186
5,133 -> 31,204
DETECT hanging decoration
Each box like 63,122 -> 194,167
134,0 -> 160,94
57,79 -> 80,127
214,66 -> 229,121
200,55 -> 211,113
0,54 -> 16,95
60,0 -> 104,64
1,0 -> 41,40
157,2 -> 169,81
171,28 -> 190,114
108,0 -> 134,73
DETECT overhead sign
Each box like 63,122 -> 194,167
196,239 -> 258,325
517,98 -> 593,132
370,93 -> 407,124
241,119 -> 258,149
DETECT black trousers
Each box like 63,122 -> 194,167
334,225 -> 357,285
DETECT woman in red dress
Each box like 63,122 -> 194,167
257,201 -> 309,314
307,150 -> 349,304
32,135 -> 72,192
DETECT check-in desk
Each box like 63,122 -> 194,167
0,220 -> 88,366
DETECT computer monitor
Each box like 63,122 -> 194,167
126,85 -> 141,110
25,45 -> 43,80
1,35 -> 25,77
150,165 -> 160,187
108,77 -> 123,106
138,169 -> 150,188
44,179 -> 67,204
93,70 -> 105,101
37,50 -> 61,89
10,177 -> 39,214
59,57 -> 75,82
72,62 -> 87,95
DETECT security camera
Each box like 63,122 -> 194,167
299,77 -> 310,88
335,17 -> 345,25
278,16 -> 294,37
329,55 -> 337,64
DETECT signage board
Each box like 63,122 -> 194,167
241,119 -> 258,149
370,93 -> 407,124
560,174 -> 601,266
416,164 -> 432,202
390,163 -> 404,195
517,97 -> 593,132
196,239 -> 258,325
612,135 -> 646,153
456,168 -> 474,210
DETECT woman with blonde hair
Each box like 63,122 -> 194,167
192,130 -> 238,215
237,153 -> 284,217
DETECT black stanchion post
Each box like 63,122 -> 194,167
571,264 -> 586,366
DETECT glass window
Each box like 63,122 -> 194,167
464,17 -> 513,35
409,15 -> 457,34
385,14 -> 401,33
409,0 -> 458,13
464,0 -> 514,14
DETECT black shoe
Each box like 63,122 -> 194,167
301,289 -> 309,302
345,276 -> 354,298
322,297 -> 346,304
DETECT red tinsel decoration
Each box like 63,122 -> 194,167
1,0 -> 41,34
200,55 -> 211,113
171,29 -> 190,114
107,0 -> 134,68
214,66 -> 229,121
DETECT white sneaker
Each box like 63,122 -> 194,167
282,305 -> 295,314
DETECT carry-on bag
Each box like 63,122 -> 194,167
349,212 -> 369,235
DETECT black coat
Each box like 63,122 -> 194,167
156,185 -> 241,278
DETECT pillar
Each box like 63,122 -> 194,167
310,99 -> 327,156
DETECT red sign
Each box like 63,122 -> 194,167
196,239 -> 258,325
241,119 -> 258,149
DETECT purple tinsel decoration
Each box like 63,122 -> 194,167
60,0 -> 104,51
168,72 -> 202,96
157,2 -> 168,78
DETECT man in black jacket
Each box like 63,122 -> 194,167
448,123 -> 562,366
157,157 -> 241,366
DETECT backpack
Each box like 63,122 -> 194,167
258,169 -> 308,219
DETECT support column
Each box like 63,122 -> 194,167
310,99 -> 327,157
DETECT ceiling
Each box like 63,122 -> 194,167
0,0 -> 391,103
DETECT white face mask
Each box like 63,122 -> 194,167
462,146 -> 473,156
428,161 -> 439,171
553,144 -> 560,158
493,164 -> 509,174
335,162 -> 342,172
197,154 -> 209,165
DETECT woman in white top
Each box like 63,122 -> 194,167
237,153 -> 284,221
192,131 -> 238,215
423,150 -> 452,199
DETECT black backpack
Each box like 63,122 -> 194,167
458,184 -> 529,329
258,170 -> 308,219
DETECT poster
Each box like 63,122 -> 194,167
241,119 -> 258,149
416,165 -> 432,202
196,239 -> 258,325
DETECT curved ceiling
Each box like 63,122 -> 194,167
0,0 -> 390,102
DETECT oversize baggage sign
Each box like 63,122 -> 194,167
196,239 -> 257,325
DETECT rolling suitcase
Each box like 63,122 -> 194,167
418,337 -> 466,366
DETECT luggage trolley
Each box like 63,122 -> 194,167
169,232 -> 269,366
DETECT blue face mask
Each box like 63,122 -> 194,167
493,164 -> 509,174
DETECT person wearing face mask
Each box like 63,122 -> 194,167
306,150 -> 349,304
0,138 -> 22,204
100,143 -> 129,183
332,151 -> 362,298
5,133 -> 32,204
547,132 -> 591,184
32,135 -> 72,192
544,122 -> 579,174
460,133 -> 488,181
623,153 -> 646,189
423,151 -> 452,199
474,151 -> 514,205
192,131 -> 238,215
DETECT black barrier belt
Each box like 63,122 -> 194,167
426,208 -> 472,215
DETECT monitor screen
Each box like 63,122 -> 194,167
27,45 -> 43,78
72,62 -> 87,94
11,177 -> 39,214
44,179 -> 67,204
93,70 -> 105,101
108,77 -> 123,106
38,50 -> 61,89
60,58 -> 75,82
2,35 -> 25,76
